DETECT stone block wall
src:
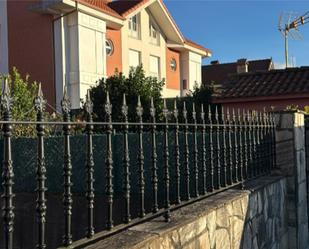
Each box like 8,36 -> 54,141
275,111 -> 309,249
83,176 -> 288,249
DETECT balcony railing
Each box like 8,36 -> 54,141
0,80 -> 276,249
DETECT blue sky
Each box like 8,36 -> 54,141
164,0 -> 309,67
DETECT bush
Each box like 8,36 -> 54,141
89,66 -> 164,122
166,83 -> 215,122
0,67 -> 59,137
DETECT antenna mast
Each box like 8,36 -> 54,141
278,11 -> 309,68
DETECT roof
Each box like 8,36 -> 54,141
74,0 -> 125,19
184,38 -> 212,55
218,67 -> 309,99
108,0 -> 149,17
202,58 -> 273,86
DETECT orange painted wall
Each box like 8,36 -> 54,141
166,48 -> 180,90
106,28 -> 122,77
7,0 -> 55,107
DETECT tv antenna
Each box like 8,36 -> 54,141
278,11 -> 309,68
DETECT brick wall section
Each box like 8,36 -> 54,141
80,176 -> 288,249
275,111 -> 309,249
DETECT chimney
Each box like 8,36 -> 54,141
211,60 -> 219,65
237,58 -> 249,73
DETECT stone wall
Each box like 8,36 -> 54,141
83,176 -> 287,249
275,111 -> 309,249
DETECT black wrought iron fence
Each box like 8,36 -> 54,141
0,80 -> 276,249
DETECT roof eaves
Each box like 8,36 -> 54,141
184,38 -> 212,56
73,0 -> 125,20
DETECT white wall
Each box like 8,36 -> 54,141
188,51 -> 202,91
179,51 -> 202,96
55,11 -> 107,109
121,8 -> 168,89
0,0 -> 9,75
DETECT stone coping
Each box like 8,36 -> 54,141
80,175 -> 284,249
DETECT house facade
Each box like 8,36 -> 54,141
0,0 -> 211,109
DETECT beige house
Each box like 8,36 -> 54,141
0,0 -> 211,109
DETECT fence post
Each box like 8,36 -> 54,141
208,105 -> 214,191
105,92 -> 114,230
173,100 -> 181,204
192,103 -> 199,196
121,94 -> 131,224
34,83 -> 47,249
163,99 -> 170,222
227,108 -> 233,185
136,96 -> 145,218
200,104 -> 207,194
274,110 -> 309,249
237,109 -> 244,187
215,106 -> 221,189
84,90 -> 95,238
243,109 -> 249,180
150,98 -> 158,213
221,107 -> 227,187
1,79 -> 14,249
61,87 -> 73,246
183,102 -> 190,199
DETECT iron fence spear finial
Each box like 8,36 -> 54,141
221,106 -> 228,187
150,96 -> 158,213
1,77 -> 14,249
34,82 -> 47,249
136,95 -> 145,218
173,99 -> 180,204
183,101 -> 190,199
84,89 -> 95,238
200,103 -> 207,194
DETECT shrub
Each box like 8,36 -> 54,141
0,67 -> 58,137
89,66 -> 164,122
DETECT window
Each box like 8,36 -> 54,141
149,20 -> 159,45
149,55 -> 160,78
129,49 -> 141,69
128,14 -> 140,39
170,58 -> 177,71
106,39 -> 114,56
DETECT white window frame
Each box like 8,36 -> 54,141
128,14 -> 140,39
170,58 -> 177,71
105,39 -> 114,56
129,49 -> 141,69
149,55 -> 160,79
148,19 -> 160,46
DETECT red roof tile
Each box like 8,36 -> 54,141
202,59 -> 273,86
74,0 -> 124,19
218,67 -> 309,99
108,0 -> 149,17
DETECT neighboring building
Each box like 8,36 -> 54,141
0,0 -> 211,109
213,67 -> 309,111
202,58 -> 274,95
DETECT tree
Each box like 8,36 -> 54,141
89,66 -> 164,122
